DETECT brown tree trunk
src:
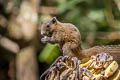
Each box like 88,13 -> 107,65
16,46 -> 39,80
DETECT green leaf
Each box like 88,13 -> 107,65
39,43 -> 60,64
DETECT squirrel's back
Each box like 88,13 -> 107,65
56,22 -> 81,43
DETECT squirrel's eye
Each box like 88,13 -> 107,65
52,19 -> 56,24
47,25 -> 50,28
52,17 -> 56,24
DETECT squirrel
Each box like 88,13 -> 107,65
40,17 -> 120,62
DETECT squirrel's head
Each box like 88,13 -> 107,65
41,17 -> 58,36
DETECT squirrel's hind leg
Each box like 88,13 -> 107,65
62,42 -> 75,57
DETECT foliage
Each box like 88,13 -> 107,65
39,43 -> 60,64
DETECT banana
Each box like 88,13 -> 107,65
92,74 -> 104,80
45,67 -> 56,80
81,58 -> 90,63
88,62 -> 94,70
70,71 -> 77,80
49,70 -> 55,80
104,61 -> 118,78
83,76 -> 90,80
60,68 -> 72,80
94,69 -> 102,74
90,69 -> 96,74
108,70 -> 120,80
79,59 -> 94,67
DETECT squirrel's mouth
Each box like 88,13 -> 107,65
41,32 -> 52,38
41,30 -> 53,38
46,31 -> 53,37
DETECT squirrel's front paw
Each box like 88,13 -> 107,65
41,36 -> 50,43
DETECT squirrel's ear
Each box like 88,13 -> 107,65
52,17 -> 57,24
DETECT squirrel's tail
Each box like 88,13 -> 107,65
82,45 -> 120,63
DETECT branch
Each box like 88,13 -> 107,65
0,35 -> 20,53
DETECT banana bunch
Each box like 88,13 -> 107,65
40,53 -> 120,80
80,53 -> 120,80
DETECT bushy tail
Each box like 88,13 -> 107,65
83,45 -> 120,62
